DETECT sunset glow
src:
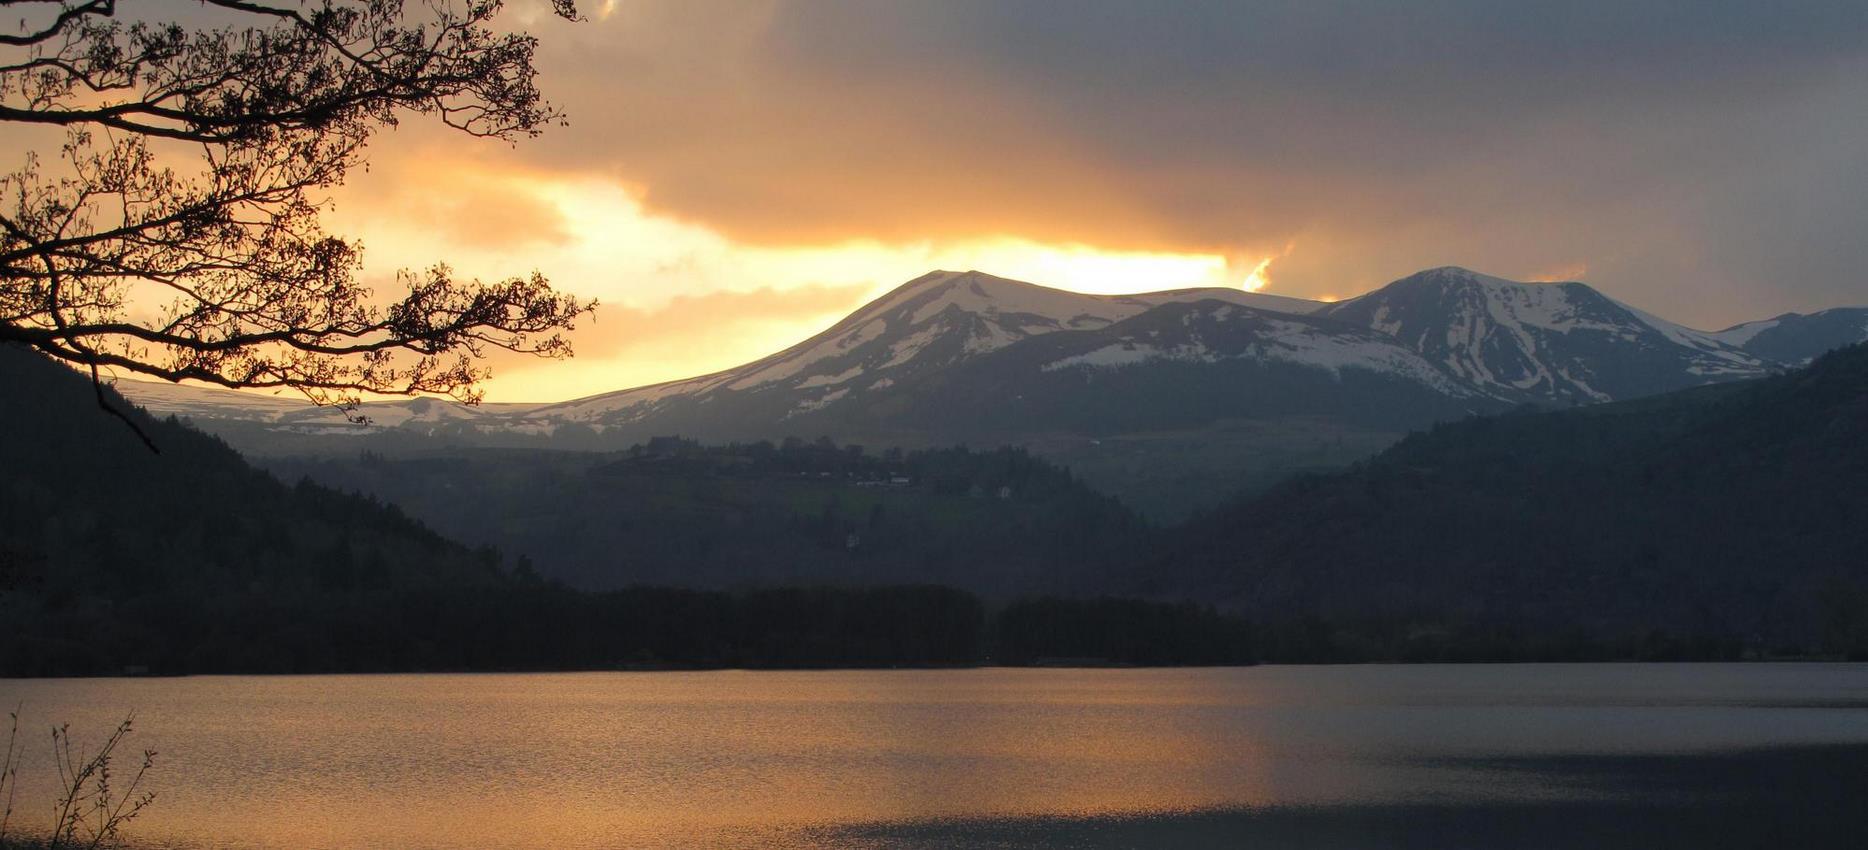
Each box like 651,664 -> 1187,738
329,162 -> 1260,402
7,5 -> 1867,848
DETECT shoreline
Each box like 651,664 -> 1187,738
5,656 -> 1863,682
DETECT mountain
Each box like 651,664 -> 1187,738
121,267 -> 1859,437
1147,343 -> 1868,657
1713,307 -> 1868,365
1315,267 -> 1770,402
823,297 -> 1495,437
523,270 -> 1329,431
111,266 -> 1868,517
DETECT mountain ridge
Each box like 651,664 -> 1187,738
526,269 -> 1327,425
121,264 -> 1859,432
1315,266 -> 1768,403
108,265 -> 1868,518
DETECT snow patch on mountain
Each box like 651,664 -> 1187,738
791,387 -> 850,415
797,364 -> 867,389
1711,319 -> 1779,346
878,323 -> 948,369
1044,343 -> 1180,370
1258,327 -> 1477,394
1039,304 -> 1479,398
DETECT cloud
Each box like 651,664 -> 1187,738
494,0 -> 1868,327
317,148 -> 1252,400
481,283 -> 875,401
564,283 -> 876,360
28,0 -> 1861,402
336,152 -> 576,251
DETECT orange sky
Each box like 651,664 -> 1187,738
329,141 -> 1259,402
23,1 -> 1868,404
315,1 -> 1868,403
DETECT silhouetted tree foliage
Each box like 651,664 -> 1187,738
0,0 -> 592,441
1156,343 -> 1868,659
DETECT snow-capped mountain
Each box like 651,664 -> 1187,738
524,270 -> 1324,426
839,297 -> 1499,439
117,266 -> 1866,447
1712,307 -> 1868,365
1316,267 -> 1771,402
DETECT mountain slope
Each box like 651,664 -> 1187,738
1316,267 -> 1770,402
112,269 -> 1326,440
118,266 -> 1853,440
108,266 -> 1867,519
528,270 -> 1325,428
818,298 -> 1499,439
0,345 -> 525,674
1713,307 -> 1868,365
1150,343 -> 1868,654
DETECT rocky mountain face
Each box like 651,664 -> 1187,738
1315,267 -> 1769,403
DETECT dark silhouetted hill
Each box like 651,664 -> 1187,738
1151,343 -> 1868,658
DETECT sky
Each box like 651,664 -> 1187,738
33,1 -> 1868,401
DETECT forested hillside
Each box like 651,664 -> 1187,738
265,437 -> 1152,595
0,346 -> 529,673
0,346 -> 1223,674
1154,344 -> 1868,658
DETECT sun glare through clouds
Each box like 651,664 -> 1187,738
328,164 -> 1272,402
1241,257 -> 1274,292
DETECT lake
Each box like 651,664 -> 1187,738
3,664 -> 1866,849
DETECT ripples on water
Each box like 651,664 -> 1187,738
2,664 -> 1866,849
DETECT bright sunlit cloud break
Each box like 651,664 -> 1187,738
330,160 -> 1272,402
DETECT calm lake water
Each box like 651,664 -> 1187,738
3,664 -> 1866,849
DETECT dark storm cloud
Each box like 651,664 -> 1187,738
524,1 -> 1868,323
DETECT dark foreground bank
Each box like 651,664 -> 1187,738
11,581 -> 1802,677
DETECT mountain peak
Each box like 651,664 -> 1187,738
1321,266 -> 1766,402
1402,266 -> 1536,289
872,269 -> 1060,315
900,268 -> 1029,292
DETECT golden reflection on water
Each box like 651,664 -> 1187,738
2,665 -> 1867,850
